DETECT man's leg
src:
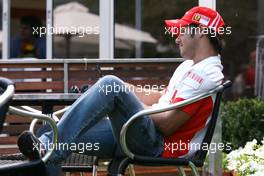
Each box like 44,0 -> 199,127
44,118 -> 118,176
36,118 -> 117,158
74,118 -> 118,158
20,75 -> 163,163
107,91 -> 164,157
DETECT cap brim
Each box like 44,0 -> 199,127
164,19 -> 190,37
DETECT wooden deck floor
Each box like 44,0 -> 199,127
67,166 -> 202,176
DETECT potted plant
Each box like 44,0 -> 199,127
226,139 -> 264,176
222,98 -> 264,150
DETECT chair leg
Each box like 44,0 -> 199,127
128,164 -> 135,176
117,158 -> 131,175
92,165 -> 98,176
93,156 -> 99,176
177,166 -> 186,176
188,161 -> 200,176
107,157 -> 131,176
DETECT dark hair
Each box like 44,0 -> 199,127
188,24 -> 223,54
208,34 -> 223,54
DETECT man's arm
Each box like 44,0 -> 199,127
150,109 -> 191,136
125,83 -> 191,136
125,83 -> 162,106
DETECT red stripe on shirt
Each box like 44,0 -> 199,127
162,97 -> 213,158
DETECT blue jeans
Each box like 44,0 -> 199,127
38,75 -> 164,175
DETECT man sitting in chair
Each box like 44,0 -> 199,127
18,6 -> 226,175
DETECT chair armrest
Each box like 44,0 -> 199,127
120,83 -> 227,159
0,85 -> 15,108
8,106 -> 58,163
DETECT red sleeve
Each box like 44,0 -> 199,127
172,97 -> 203,116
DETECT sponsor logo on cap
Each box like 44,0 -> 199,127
192,13 -> 210,26
194,14 -> 201,21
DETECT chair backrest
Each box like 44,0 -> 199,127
0,78 -> 15,132
191,80 -> 232,166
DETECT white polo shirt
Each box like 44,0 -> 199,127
154,56 -> 224,158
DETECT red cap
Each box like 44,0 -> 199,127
165,6 -> 225,36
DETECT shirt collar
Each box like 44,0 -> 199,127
191,55 -> 222,70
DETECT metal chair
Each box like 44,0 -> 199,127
107,80 -> 232,176
0,77 -> 58,176
0,78 -> 14,132
0,77 -> 231,176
